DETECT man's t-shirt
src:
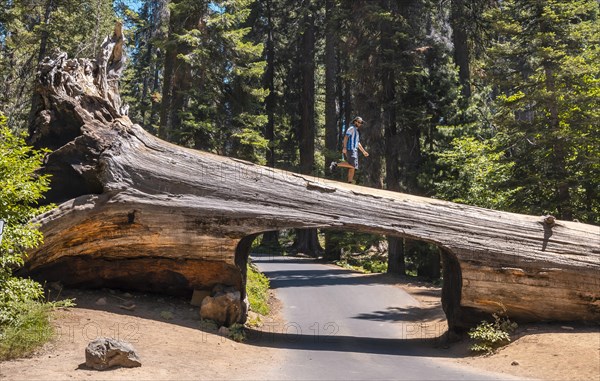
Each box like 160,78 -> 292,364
345,126 -> 360,151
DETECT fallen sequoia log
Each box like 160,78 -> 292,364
21,27 -> 600,331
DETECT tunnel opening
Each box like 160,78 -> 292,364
235,229 -> 467,337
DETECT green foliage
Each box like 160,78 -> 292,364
228,323 -> 246,342
327,231 -> 382,257
246,262 -> 270,315
200,318 -> 219,331
150,0 -> 268,164
403,241 -> 441,279
432,0 -> 599,225
435,136 -> 519,210
117,0 -> 167,134
0,277 -> 45,326
480,0 -> 600,223
0,301 -> 55,360
468,314 -> 518,354
0,0 -> 116,131
333,233 -> 388,274
0,113 -> 60,358
336,256 -> 388,274
0,115 -> 52,268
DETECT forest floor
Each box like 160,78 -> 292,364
0,278 -> 598,381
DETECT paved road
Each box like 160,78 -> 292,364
250,254 -> 522,381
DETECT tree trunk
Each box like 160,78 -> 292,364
149,1 -> 168,131
294,7 -> 321,257
38,0 -> 55,63
23,42 -> 600,329
323,0 -> 341,261
380,0 -> 405,274
265,0 -> 276,169
299,9 -> 316,177
450,0 -> 471,99
159,1 -> 201,142
544,64 -> 572,221
158,19 -> 176,140
324,0 -> 338,167
387,237 -> 406,275
260,11 -> 279,268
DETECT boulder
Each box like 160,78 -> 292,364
85,337 -> 141,370
199,286 -> 242,327
190,289 -> 211,307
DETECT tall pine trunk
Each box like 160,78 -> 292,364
324,0 -> 338,167
293,6 -> 321,256
262,0 -> 280,251
159,1 -> 202,142
381,0 -> 405,274
38,0 -> 55,63
158,4 -> 177,141
399,0 -> 439,279
450,0 -> 471,99
351,1 -> 383,188
324,0 -> 341,261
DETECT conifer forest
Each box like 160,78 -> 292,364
1,0 -> 598,273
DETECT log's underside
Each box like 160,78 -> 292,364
22,36 -> 600,330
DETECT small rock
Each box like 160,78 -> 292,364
95,297 -> 107,306
511,361 -> 520,366
199,287 -> 242,327
85,337 -> 141,370
160,310 -> 173,320
561,326 -> 574,330
218,326 -> 230,336
119,304 -> 136,311
122,292 -> 133,298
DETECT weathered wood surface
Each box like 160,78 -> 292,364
22,33 -> 600,330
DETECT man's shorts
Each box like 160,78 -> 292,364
344,150 -> 359,169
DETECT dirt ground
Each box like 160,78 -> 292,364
1,280 -> 598,381
392,276 -> 600,381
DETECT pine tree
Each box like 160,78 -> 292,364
119,0 -> 169,133
155,0 -> 268,162
0,0 -> 115,131
485,0 -> 600,222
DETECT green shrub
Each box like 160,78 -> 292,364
228,323 -> 246,342
246,262 -> 270,315
468,313 -> 518,354
335,253 -> 388,274
0,301 -> 54,359
0,277 -> 45,326
0,113 -> 61,359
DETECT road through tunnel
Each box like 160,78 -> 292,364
234,230 -> 470,335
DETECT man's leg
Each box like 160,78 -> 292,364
337,162 -> 354,169
347,167 -> 355,183
346,150 -> 358,183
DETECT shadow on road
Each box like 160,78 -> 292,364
245,327 -> 458,358
253,254 -> 417,290
353,305 -> 444,323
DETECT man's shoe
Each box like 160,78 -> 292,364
329,161 -> 338,172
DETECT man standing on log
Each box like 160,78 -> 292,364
329,116 -> 369,184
